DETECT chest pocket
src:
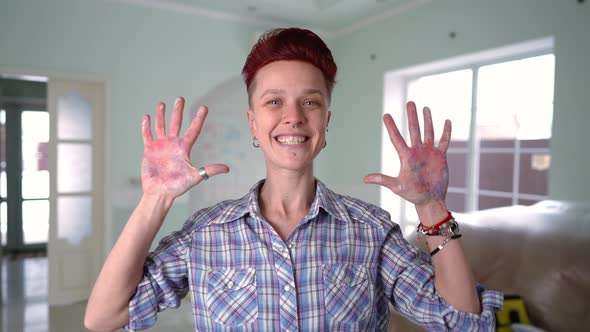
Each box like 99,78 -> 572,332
207,267 -> 258,327
322,264 -> 373,324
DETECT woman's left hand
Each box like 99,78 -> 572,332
364,101 -> 451,207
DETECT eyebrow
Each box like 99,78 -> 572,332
260,88 -> 325,98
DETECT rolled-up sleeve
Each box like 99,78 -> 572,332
124,230 -> 191,331
379,227 -> 503,331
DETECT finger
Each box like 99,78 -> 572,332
423,107 -> 434,145
438,119 -> 452,153
169,96 -> 185,137
406,101 -> 422,147
383,114 -> 409,154
184,106 -> 208,148
191,163 -> 230,184
363,173 -> 404,193
155,102 -> 166,139
142,114 -> 153,145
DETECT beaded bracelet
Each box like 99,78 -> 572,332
417,211 -> 460,236
417,211 -> 453,234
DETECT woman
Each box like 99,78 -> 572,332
85,28 -> 502,331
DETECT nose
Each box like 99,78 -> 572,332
282,103 -> 305,127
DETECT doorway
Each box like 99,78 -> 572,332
0,77 -> 49,253
0,73 -> 106,331
0,76 -> 49,332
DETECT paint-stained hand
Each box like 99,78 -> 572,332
141,97 -> 229,199
364,101 -> 451,207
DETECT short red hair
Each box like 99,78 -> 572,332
242,28 -> 337,101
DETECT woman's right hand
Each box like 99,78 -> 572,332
141,96 -> 229,200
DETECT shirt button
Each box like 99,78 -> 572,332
284,285 -> 291,292
288,241 -> 295,248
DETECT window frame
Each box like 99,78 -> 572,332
382,37 -> 554,236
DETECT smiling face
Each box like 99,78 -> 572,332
247,60 -> 332,174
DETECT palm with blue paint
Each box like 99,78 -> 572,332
365,101 -> 451,208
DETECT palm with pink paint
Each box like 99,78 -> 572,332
141,97 -> 229,199
365,101 -> 451,208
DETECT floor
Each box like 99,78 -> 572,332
1,255 -> 194,332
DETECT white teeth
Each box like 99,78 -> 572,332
277,136 -> 307,145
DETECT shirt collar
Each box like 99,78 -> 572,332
314,179 -> 354,223
211,178 -> 353,224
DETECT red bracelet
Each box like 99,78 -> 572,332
417,211 -> 453,233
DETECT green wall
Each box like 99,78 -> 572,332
0,0 -> 269,245
326,0 -> 590,204
1,0 -> 588,248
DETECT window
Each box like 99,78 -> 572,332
382,38 -> 555,235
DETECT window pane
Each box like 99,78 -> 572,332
447,152 -> 467,188
407,69 -> 473,142
447,192 -> 466,213
1,109 -> 5,169
58,143 -> 92,193
22,200 -> 49,244
519,153 -> 550,196
448,141 -> 468,149
58,196 -> 92,245
481,139 -> 514,148
1,110 -> 6,189
1,171 -> 6,198
478,195 -> 512,210
21,111 -> 50,199
479,153 -> 514,192
21,111 -> 49,144
1,202 -> 6,246
477,54 -> 555,141
521,139 -> 549,149
22,170 -> 50,199
58,92 -> 93,140
22,112 -> 49,171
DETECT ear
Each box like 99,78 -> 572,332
247,109 -> 256,136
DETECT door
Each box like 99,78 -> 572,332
47,79 -> 104,305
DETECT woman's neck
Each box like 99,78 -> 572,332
259,168 -> 316,219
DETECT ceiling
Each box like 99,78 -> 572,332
117,0 -> 431,36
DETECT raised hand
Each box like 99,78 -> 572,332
141,97 -> 229,199
364,101 -> 451,207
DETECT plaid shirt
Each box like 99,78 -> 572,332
125,179 -> 502,331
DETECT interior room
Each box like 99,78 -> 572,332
1,0 -> 589,331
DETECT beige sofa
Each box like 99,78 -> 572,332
389,200 -> 590,332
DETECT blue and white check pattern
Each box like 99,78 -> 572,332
125,179 -> 503,331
